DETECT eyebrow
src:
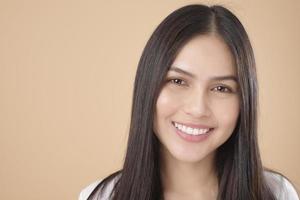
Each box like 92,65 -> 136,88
168,66 -> 238,83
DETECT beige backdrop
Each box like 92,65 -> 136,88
0,0 -> 299,199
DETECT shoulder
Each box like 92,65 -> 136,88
79,175 -> 120,200
79,180 -> 102,200
264,170 -> 299,200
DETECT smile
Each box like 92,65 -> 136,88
172,122 -> 212,136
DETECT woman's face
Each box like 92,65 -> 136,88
153,34 -> 240,163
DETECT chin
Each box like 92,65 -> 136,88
165,145 -> 216,164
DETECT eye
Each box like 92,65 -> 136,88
169,78 -> 187,86
212,85 -> 232,93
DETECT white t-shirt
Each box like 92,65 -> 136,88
79,171 -> 299,200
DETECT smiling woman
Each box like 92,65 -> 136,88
153,35 -> 240,169
79,4 -> 299,200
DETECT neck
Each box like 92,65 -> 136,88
160,148 -> 218,199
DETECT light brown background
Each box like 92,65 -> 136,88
0,0 -> 299,199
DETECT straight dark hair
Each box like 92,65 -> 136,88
89,4 -> 278,200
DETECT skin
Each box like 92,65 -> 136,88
153,34 -> 240,200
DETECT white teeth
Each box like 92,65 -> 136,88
174,122 -> 210,135
192,128 -> 199,135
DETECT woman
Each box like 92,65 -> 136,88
79,4 -> 299,200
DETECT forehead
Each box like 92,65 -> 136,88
171,34 -> 236,78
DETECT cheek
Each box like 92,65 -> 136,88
153,89 -> 180,134
155,89 -> 181,118
212,98 -> 240,128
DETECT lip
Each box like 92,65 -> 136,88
171,121 -> 214,143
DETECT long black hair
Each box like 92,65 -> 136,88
89,4 -> 278,200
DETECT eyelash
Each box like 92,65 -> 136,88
168,78 -> 233,93
212,85 -> 232,93
169,78 -> 186,86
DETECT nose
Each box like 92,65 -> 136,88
183,90 -> 211,118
